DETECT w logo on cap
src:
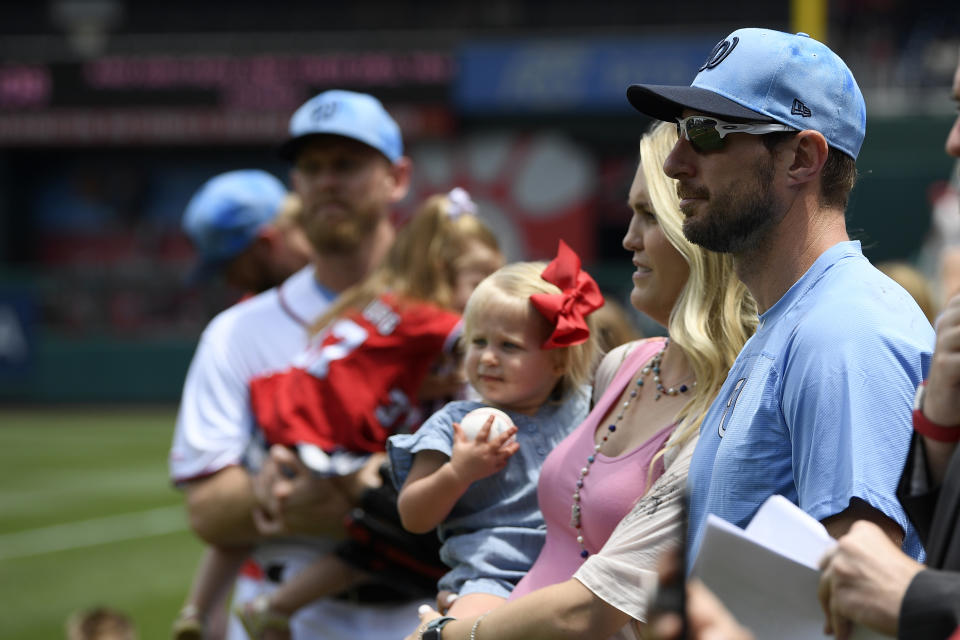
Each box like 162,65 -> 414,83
791,99 -> 812,117
311,101 -> 339,121
699,36 -> 739,71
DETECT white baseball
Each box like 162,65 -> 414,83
458,407 -> 515,441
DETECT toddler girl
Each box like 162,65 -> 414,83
388,241 -> 602,620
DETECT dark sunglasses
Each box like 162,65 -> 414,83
676,115 -> 796,152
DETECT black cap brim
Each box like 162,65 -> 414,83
276,134 -> 314,162
276,133 -> 395,164
626,84 -> 774,123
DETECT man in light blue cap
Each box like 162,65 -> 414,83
182,169 -> 313,293
279,89 -> 410,265
170,90 -> 418,640
627,27 -> 934,597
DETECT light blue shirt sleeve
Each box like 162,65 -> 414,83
387,401 -> 478,490
778,260 -> 933,559
782,304 -> 930,539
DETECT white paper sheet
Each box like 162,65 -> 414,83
690,495 -> 884,640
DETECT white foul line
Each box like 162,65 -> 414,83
0,505 -> 189,561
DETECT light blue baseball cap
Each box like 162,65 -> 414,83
627,28 -> 866,159
182,170 -> 287,281
278,90 -> 403,164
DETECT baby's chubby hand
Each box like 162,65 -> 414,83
449,416 -> 519,484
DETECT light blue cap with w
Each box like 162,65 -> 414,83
182,169 -> 286,281
279,90 -> 403,164
628,28 -> 867,159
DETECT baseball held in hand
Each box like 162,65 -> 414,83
459,407 -> 515,441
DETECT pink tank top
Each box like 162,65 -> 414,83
508,338 -> 675,600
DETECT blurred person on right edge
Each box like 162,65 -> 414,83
405,120 -> 756,640
181,170 -> 313,295
169,90 -> 420,640
627,23 -> 932,598
817,49 -> 960,640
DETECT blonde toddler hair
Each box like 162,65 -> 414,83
462,261 -> 600,402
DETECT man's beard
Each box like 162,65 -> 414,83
681,155 -> 780,254
302,203 -> 381,253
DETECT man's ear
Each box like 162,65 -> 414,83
289,166 -> 304,195
388,156 -> 413,202
251,228 -> 279,256
785,130 -> 829,187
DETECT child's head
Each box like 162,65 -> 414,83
65,607 -> 136,640
462,255 -> 600,413
379,188 -> 503,312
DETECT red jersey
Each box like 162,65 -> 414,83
249,294 -> 461,455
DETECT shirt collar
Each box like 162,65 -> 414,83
756,240 -> 862,333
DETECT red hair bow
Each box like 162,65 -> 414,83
530,240 -> 604,349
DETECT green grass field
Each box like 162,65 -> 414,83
0,408 -> 203,640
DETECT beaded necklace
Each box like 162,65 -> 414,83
570,338 -> 693,558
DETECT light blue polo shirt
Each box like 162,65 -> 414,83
687,241 -> 934,567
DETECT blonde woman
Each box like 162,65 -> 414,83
409,121 -> 756,640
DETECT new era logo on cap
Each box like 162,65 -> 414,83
791,99 -> 812,117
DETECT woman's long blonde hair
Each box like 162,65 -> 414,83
641,121 -> 757,457
311,190 -> 501,332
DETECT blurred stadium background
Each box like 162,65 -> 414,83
0,1 -> 956,637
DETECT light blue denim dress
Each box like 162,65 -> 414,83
387,388 -> 589,598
